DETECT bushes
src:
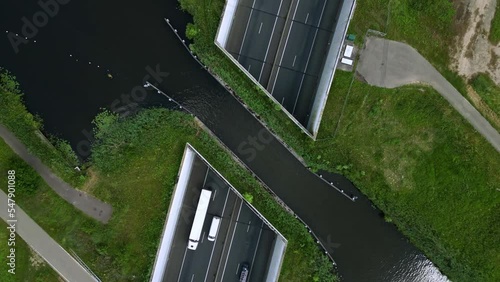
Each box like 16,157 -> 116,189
243,192 -> 253,203
186,23 -> 200,40
0,69 -> 84,187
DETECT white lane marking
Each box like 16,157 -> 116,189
246,221 -> 251,232
201,232 -> 205,244
247,222 -> 264,282
271,0 -> 301,94
237,0 -> 257,61
292,55 -> 297,67
220,201 -> 243,281
291,0 -> 301,21
204,188 -> 230,282
292,0 -> 328,114
203,167 -> 209,186
212,189 -> 217,201
236,263 -> 240,275
258,22 -> 263,34
305,12 -> 309,24
248,65 -> 252,72
281,97 -> 285,105
176,248 -> 189,282
190,274 -> 195,282
257,0 -> 284,82
221,187 -> 231,216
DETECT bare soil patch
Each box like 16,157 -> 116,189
453,0 -> 500,85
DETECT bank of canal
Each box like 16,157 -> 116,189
0,0 -> 447,281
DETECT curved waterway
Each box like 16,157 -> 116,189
0,1 -> 449,281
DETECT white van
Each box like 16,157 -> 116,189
207,216 -> 221,242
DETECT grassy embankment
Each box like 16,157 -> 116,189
471,73 -> 500,116
489,2 -> 500,44
470,73 -> 500,131
0,73 -> 336,281
0,70 -> 83,187
0,221 -> 60,282
179,0 -> 500,281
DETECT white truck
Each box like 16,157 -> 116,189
187,188 -> 212,250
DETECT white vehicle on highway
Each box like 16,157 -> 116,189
188,188 -> 212,250
207,216 -> 221,242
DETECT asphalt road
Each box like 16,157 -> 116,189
0,124 -> 112,223
0,190 -> 97,282
216,200 -> 274,282
163,156 -> 275,282
225,0 -> 341,125
235,0 -> 291,86
357,36 -> 500,154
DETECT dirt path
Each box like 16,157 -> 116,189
453,0 -> 500,84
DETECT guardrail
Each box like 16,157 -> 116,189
69,249 -> 101,282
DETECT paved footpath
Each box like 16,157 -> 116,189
357,36 -> 500,154
0,125 -> 112,223
0,190 -> 98,282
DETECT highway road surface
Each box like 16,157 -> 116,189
162,156 -> 275,282
225,0 -> 342,125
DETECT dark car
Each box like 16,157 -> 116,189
239,263 -> 249,282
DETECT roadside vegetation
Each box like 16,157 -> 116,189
471,73 -> 500,116
350,0 -> 466,93
178,0 -> 500,281
0,221 -> 60,282
490,2 -> 500,44
0,70 -> 83,187
318,71 -> 500,282
0,74 -> 337,281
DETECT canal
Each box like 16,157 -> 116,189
0,0 -> 448,281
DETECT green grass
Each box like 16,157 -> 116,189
489,2 -> 500,44
0,221 -> 60,282
314,71 -> 500,282
349,0 -> 467,94
177,0 -> 500,280
387,0 -> 455,69
0,100 -> 337,281
90,109 -> 338,282
471,73 -> 500,116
